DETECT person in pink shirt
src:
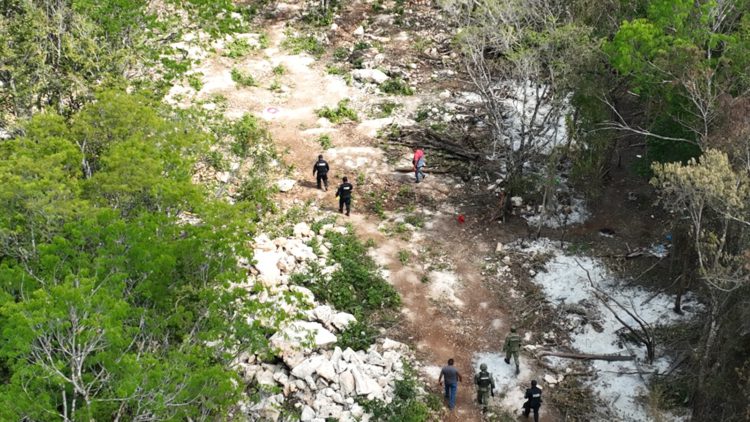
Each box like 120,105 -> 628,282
412,147 -> 426,183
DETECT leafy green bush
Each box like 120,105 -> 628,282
374,101 -> 400,117
187,73 -> 204,91
272,64 -> 286,75
229,114 -> 270,158
231,68 -> 257,87
269,80 -> 282,92
282,33 -> 325,57
361,365 -> 437,422
333,47 -> 350,61
337,320 -> 378,351
317,134 -> 334,149
326,64 -> 346,75
238,176 -> 277,217
380,78 -> 414,95
291,231 -> 400,318
316,99 -> 358,123
223,38 -> 254,58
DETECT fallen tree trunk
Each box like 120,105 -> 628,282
393,167 -> 453,174
387,127 -> 481,161
538,351 -> 635,362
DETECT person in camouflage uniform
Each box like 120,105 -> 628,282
503,327 -> 522,375
474,363 -> 495,412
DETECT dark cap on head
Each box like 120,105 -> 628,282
531,380 -> 537,387
343,176 -> 348,182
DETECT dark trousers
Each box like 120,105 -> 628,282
316,173 -> 328,189
339,197 -> 351,215
523,404 -> 540,422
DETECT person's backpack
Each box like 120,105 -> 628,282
416,156 -> 425,168
477,372 -> 492,388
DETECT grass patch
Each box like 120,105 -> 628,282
269,80 -> 282,92
326,64 -> 346,75
317,134 -> 333,150
380,78 -> 414,95
231,68 -> 257,87
223,38 -> 254,58
316,99 -> 358,123
186,73 -> 203,91
272,64 -> 286,75
373,100 -> 401,117
398,250 -> 410,264
258,33 -> 270,49
333,47 -> 349,61
337,320 -> 378,351
282,32 -> 325,57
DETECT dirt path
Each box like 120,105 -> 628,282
190,13 -> 558,421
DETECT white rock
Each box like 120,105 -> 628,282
291,355 -> 326,379
289,285 -> 316,304
216,171 -> 231,183
339,370 -> 355,395
316,360 -> 337,383
495,242 -> 504,253
254,250 -> 284,287
350,403 -> 364,418
511,196 -> 523,207
366,350 -> 386,367
439,90 -> 451,99
351,368 -> 381,396
330,346 -> 343,370
301,406 -> 316,421
353,26 -> 365,36
330,23 -> 338,31
382,338 -> 406,351
256,369 -> 276,386
273,370 -> 290,386
254,234 -> 276,251
342,348 -> 363,365
271,321 -> 338,355
331,312 -> 357,331
293,222 -> 313,238
544,374 -> 558,385
276,178 -> 296,192
351,69 -> 389,85
313,305 -> 334,326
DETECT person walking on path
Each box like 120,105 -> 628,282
503,327 -> 522,375
438,358 -> 462,410
474,363 -> 495,412
335,176 -> 353,216
412,147 -> 426,183
522,379 -> 543,422
312,154 -> 330,191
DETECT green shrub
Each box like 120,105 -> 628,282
223,38 -> 254,58
333,47 -> 349,61
326,65 -> 346,75
206,150 -> 226,171
238,176 -> 277,217
269,80 -> 282,92
398,250 -> 410,264
360,365 -> 436,422
337,320 -> 377,351
231,68 -> 257,87
374,101 -> 400,117
316,99 -> 358,123
282,33 -> 325,57
317,134 -> 333,149
230,114 -> 270,158
258,32 -> 270,49
292,231 -> 400,317
187,73 -> 204,91
380,78 -> 414,95
272,64 -> 286,75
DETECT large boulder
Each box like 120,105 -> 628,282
291,355 -> 326,379
271,321 -> 337,355
331,312 -> 357,331
351,69 -> 389,85
316,359 -> 337,383
253,250 -> 284,287
339,370 -> 355,395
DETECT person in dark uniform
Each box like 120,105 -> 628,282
335,176 -> 353,216
522,379 -> 542,422
313,154 -> 330,191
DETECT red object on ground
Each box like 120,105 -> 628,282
457,214 -> 465,224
